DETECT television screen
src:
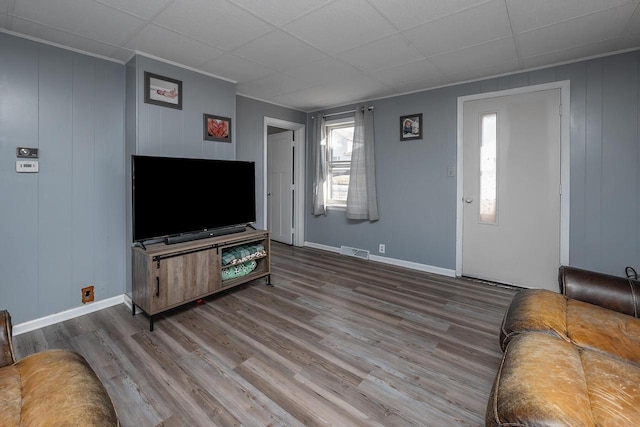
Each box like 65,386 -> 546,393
132,155 -> 256,242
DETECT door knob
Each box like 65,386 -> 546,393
465,197 -> 473,203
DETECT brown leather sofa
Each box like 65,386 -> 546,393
487,266 -> 640,426
0,310 -> 119,426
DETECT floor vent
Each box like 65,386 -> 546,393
339,246 -> 370,260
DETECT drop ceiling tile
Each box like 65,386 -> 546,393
507,0 -> 635,33
624,6 -> 640,36
154,0 -> 274,51
126,24 -> 224,68
0,1 -> 10,13
337,34 -> 425,72
284,0 -> 397,55
228,0 -> 332,26
428,37 -> 518,74
369,58 -> 448,87
237,71 -> 311,100
368,0 -> 491,31
269,86 -> 351,112
232,30 -> 327,71
390,74 -> 454,94
12,0 -> 145,46
446,60 -> 520,82
199,53 -> 275,83
516,5 -> 633,59
403,0 -> 512,57
521,39 -> 618,69
95,0 -> 173,20
283,57 -> 362,86
11,16 -> 122,58
112,47 -> 135,62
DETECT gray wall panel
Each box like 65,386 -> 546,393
235,95 -> 306,230
0,34 -> 40,323
0,33 -> 125,323
306,51 -> 640,277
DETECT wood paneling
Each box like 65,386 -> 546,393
14,243 -> 516,426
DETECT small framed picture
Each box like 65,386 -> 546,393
203,114 -> 231,143
144,72 -> 182,110
400,113 -> 423,141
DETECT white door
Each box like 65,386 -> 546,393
267,131 -> 294,245
462,89 -> 561,290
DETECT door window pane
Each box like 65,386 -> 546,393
480,113 -> 497,224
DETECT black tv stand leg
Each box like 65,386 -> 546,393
266,274 -> 274,287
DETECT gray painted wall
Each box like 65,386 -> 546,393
0,33 -> 125,323
124,55 -> 238,294
306,51 -> 640,278
236,95 -> 306,230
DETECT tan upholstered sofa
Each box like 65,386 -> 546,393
487,266 -> 640,426
0,310 -> 119,426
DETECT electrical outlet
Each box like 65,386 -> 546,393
82,286 -> 94,304
379,244 -> 385,254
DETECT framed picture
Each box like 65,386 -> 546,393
400,113 -> 423,141
203,114 -> 231,143
144,72 -> 182,110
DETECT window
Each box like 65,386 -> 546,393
479,112 -> 497,224
326,119 -> 354,206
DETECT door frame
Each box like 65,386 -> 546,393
263,117 -> 305,247
455,81 -> 571,278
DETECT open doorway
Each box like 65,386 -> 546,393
263,117 -> 305,247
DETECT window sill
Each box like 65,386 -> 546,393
326,204 -> 346,211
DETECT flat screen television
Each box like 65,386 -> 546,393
132,155 -> 256,243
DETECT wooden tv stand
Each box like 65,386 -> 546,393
131,229 -> 270,331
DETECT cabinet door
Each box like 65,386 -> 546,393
151,249 -> 217,312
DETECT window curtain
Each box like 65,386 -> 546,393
312,114 -> 327,215
346,105 -> 379,221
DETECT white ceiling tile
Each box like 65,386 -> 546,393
10,16 -> 122,57
522,39 -> 618,69
95,0 -> 173,20
403,0 -> 512,57
199,53 -> 275,83
623,6 -> 640,36
112,47 -> 135,62
368,0 -> 491,31
369,58 -> 446,87
283,58 -> 362,86
507,0 -> 635,33
232,30 -> 327,71
284,0 -> 397,54
228,0 -> 332,26
237,72 -> 311,100
126,24 -> 224,68
390,74 -> 454,94
12,0 -> 145,46
336,34 -> 425,72
269,86 -> 354,112
154,0 -> 274,51
446,60 -> 520,82
516,5 -> 633,59
428,37 -> 518,74
0,1 -> 10,13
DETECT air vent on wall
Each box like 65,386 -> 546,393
339,246 -> 370,260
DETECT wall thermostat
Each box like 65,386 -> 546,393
17,147 -> 39,158
16,160 -> 39,173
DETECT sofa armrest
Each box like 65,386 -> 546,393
0,310 -> 16,367
559,266 -> 640,317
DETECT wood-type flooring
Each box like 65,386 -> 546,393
13,243 -> 517,426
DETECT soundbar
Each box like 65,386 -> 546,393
165,225 -> 246,245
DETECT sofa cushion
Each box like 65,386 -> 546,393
487,332 -> 640,426
500,289 -> 640,363
0,365 -> 21,426
18,350 -> 119,426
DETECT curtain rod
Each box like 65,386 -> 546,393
319,106 -> 374,119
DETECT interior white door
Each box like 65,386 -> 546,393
267,131 -> 294,245
462,89 -> 561,290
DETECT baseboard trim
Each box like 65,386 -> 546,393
303,241 -> 456,277
13,295 -> 126,336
